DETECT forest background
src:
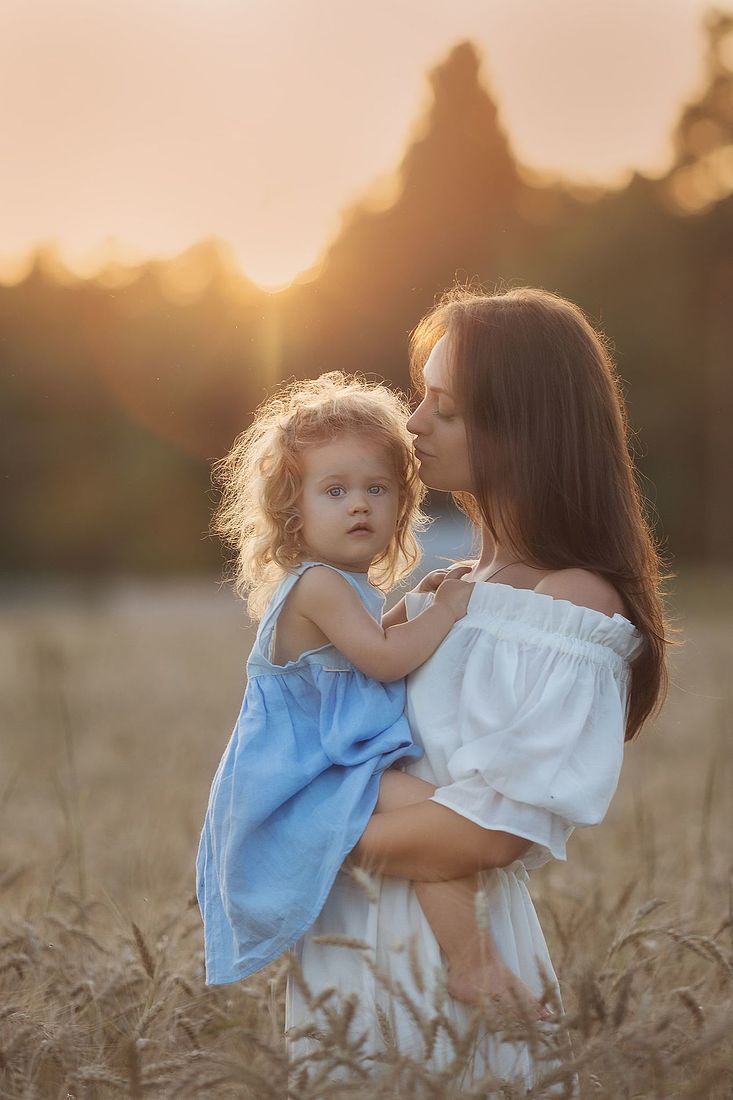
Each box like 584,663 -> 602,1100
2,12 -> 733,578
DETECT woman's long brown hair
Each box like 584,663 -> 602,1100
410,286 -> 671,741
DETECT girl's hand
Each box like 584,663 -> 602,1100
414,564 -> 472,594
433,577 -> 473,621
414,568 -> 448,593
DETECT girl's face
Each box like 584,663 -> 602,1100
406,334 -> 473,493
297,433 -> 401,572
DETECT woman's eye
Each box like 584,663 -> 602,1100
435,407 -> 453,420
326,487 -> 345,497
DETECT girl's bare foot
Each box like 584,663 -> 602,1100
447,964 -> 489,1006
446,956 -> 551,1020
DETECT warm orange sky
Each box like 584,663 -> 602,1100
0,0 -> 729,288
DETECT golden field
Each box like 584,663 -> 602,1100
0,573 -> 731,1099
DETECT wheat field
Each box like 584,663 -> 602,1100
1,573 -> 731,1099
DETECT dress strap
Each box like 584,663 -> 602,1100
254,560 -> 381,667
298,560 -> 375,600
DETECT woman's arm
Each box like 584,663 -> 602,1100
347,797 -> 533,882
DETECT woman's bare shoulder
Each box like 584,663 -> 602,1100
533,568 -> 627,618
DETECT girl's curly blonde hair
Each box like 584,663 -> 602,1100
213,371 -> 429,619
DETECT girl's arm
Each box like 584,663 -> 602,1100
293,566 -> 472,682
346,798 -> 533,881
381,597 -> 408,629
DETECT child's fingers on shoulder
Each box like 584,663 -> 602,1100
443,563 -> 473,580
417,569 -> 447,591
432,564 -> 473,587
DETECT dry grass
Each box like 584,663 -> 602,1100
0,574 -> 731,1098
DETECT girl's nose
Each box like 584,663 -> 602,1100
349,493 -> 370,513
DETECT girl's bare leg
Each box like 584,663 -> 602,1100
372,769 -> 502,1006
373,770 -> 549,1016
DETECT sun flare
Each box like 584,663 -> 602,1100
231,244 -> 324,293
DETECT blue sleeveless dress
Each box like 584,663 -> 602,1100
196,560 -> 422,985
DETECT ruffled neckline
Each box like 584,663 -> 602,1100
465,580 -> 643,660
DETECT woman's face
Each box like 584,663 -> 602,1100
406,334 -> 473,493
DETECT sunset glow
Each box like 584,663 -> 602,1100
0,0 -> 729,289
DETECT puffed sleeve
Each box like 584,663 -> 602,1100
407,590 -> 643,869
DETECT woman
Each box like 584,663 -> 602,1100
285,286 -> 668,1091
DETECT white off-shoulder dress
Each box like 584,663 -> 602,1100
285,582 -> 643,1090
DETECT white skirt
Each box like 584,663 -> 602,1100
285,859 -> 567,1093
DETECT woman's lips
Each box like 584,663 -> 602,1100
414,447 -> 434,460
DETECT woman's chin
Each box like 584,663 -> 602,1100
414,456 -> 471,495
415,462 -> 440,491
415,467 -> 457,492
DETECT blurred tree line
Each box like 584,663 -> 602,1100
1,12 -> 732,575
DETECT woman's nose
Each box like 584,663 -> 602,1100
407,401 -> 428,436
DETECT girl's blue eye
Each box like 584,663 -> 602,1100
368,485 -> 386,495
326,487 -> 345,497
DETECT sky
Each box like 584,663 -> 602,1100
0,0 -> 729,288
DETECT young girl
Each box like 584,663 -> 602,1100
196,371 -> 527,1010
